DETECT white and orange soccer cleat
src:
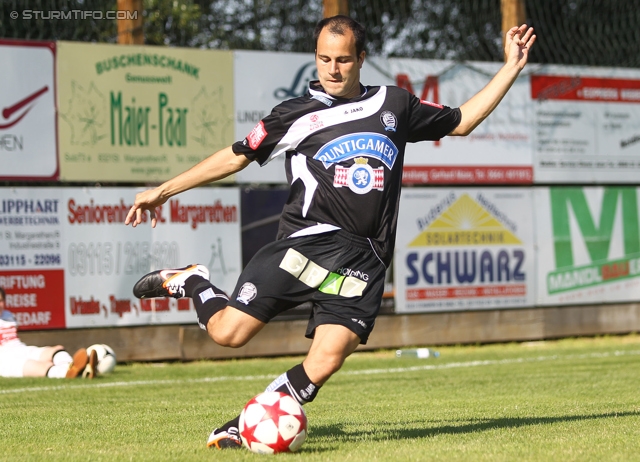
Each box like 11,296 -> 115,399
207,428 -> 242,450
133,264 -> 210,299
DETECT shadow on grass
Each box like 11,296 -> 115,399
308,410 -> 640,446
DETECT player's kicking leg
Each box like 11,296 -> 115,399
133,264 -> 232,331
133,264 -> 252,450
133,264 -> 211,299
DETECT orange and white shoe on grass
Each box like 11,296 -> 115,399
82,348 -> 98,379
65,348 -> 89,378
207,428 -> 242,450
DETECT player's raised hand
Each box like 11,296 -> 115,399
505,24 -> 536,70
125,187 -> 166,228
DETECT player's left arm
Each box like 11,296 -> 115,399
449,24 -> 536,136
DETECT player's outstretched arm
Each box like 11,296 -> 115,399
125,146 -> 252,228
449,24 -> 536,136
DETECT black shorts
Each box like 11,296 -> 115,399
227,230 -> 386,344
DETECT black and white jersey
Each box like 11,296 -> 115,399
232,81 -> 461,266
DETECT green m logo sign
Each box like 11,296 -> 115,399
548,187 -> 640,294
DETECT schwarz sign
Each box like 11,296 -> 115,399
395,188 -> 536,313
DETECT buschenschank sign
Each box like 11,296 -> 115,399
57,42 -> 234,182
536,186 -> 640,306
394,189 -> 535,313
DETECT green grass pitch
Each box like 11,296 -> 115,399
2,335 -> 640,461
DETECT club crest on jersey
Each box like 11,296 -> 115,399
333,157 -> 384,195
314,132 -> 399,169
380,111 -> 397,132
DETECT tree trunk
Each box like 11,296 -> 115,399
501,0 -> 526,61
117,0 -> 144,45
323,0 -> 349,18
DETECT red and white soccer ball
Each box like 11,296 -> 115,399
239,391 -> 308,454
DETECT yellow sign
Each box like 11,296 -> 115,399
409,194 -> 522,246
57,42 -> 234,182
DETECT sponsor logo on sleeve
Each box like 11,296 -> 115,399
247,121 -> 267,150
421,100 -> 443,109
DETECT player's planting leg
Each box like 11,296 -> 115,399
208,324 -> 357,450
207,363 -> 320,450
206,424 -> 242,450
265,363 -> 320,403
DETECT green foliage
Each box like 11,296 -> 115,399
0,0 -> 117,42
350,0 -> 503,61
525,0 -> 640,67
191,0 -> 321,51
2,335 -> 640,461
1,0 -> 639,67
144,0 -> 203,47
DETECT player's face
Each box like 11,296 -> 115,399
315,27 -> 365,99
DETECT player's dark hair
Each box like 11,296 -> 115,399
314,15 -> 366,57
0,287 -> 5,300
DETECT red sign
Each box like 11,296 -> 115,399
531,75 -> 640,103
0,269 -> 65,330
406,284 -> 526,300
402,166 -> 533,184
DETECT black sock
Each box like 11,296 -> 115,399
265,363 -> 320,405
219,364 -> 320,434
183,274 -> 209,297
192,281 -> 229,330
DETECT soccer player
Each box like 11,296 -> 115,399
125,15 -> 535,449
0,287 -> 98,379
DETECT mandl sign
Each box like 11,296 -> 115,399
535,186 -> 640,305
